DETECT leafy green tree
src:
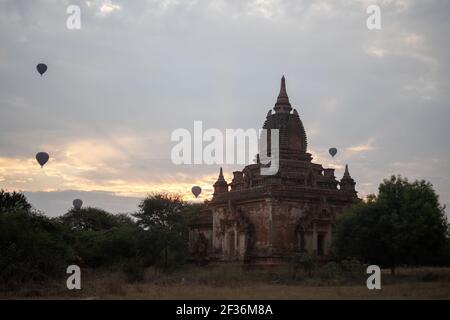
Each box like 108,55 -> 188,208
0,189 -> 31,212
59,207 -> 133,231
335,175 -> 448,274
134,193 -> 185,229
73,224 -> 141,267
59,208 -> 140,267
0,206 -> 74,287
133,193 -> 197,271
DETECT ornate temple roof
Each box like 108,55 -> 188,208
274,75 -> 292,113
262,76 -> 309,161
211,76 -> 358,203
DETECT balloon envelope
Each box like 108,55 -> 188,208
329,148 -> 338,157
73,199 -> 83,210
191,186 -> 202,198
36,63 -> 47,76
35,152 -> 49,167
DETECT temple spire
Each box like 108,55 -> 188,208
340,164 -> 357,197
343,164 -> 350,178
279,75 -> 288,99
218,167 -> 225,180
213,167 -> 228,196
274,75 -> 292,113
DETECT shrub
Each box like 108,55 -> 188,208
73,225 -> 141,267
334,176 -> 448,273
0,209 -> 74,288
123,258 -> 145,283
319,261 -> 342,280
289,253 -> 315,279
341,258 -> 366,280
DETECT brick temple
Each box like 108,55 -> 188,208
189,76 -> 358,265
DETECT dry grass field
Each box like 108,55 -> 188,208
2,264 -> 450,300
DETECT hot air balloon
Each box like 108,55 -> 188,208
35,152 -> 49,167
191,186 -> 202,198
73,199 -> 83,210
329,148 -> 337,157
36,63 -> 47,76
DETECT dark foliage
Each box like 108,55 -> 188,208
334,175 -> 449,273
0,207 -> 74,288
0,190 -> 201,288
59,207 -> 133,231
0,189 -> 31,212
133,193 -> 199,272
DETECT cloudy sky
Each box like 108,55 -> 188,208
0,0 -> 449,217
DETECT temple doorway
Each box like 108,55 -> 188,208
228,231 -> 235,258
317,234 -> 325,256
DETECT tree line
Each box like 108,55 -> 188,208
0,175 -> 449,290
0,191 -> 201,289
334,175 -> 450,273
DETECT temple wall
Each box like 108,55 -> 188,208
211,206 -> 225,256
212,201 -> 271,261
189,227 -> 212,253
208,196 -> 352,263
271,201 -> 308,254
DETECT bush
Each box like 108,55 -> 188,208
59,207 -> 129,231
289,253 -> 315,279
334,176 -> 449,273
73,225 -> 141,267
318,261 -> 342,280
0,189 -> 31,212
419,272 -> 440,282
0,209 -> 74,288
340,258 -> 366,280
133,193 -> 199,272
123,258 -> 145,283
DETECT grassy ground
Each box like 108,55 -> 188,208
2,264 -> 450,299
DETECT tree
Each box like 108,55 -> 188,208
73,224 -> 141,267
334,175 -> 448,274
134,193 -> 186,230
59,207 -> 132,231
0,189 -> 31,212
59,208 -> 139,267
133,193 -> 195,271
0,204 -> 73,287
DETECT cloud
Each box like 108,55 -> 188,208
0,124 -> 231,204
86,0 -> 121,16
402,33 -> 422,47
365,46 -> 388,58
0,0 -> 449,218
246,0 -> 283,20
346,138 -> 376,154
24,189 -> 140,217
